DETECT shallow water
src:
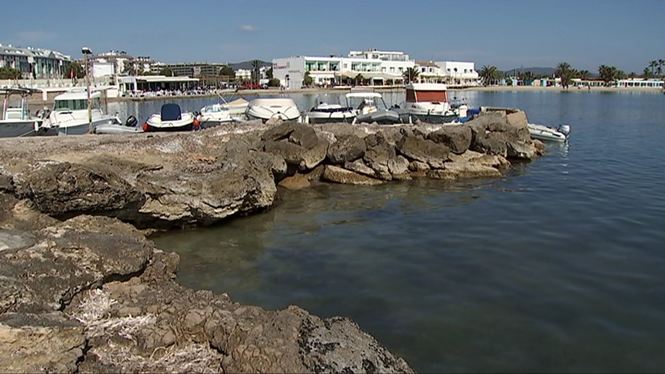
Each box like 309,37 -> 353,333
153,90 -> 665,372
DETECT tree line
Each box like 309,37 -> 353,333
479,60 -> 664,87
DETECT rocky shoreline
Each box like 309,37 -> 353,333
0,109 -> 541,372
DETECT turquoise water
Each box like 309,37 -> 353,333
153,91 -> 665,372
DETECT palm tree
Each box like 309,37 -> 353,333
578,70 -> 591,80
598,65 -> 620,86
402,67 -> 419,84
649,60 -> 658,76
555,62 -> 576,89
643,67 -> 653,79
478,65 -> 499,86
657,59 -> 664,77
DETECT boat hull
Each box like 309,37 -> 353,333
306,112 -> 356,124
355,110 -> 401,125
145,113 -> 195,132
407,113 -> 458,124
527,123 -> 568,142
0,120 -> 43,138
56,117 -> 121,136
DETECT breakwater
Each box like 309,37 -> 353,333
0,109 -> 539,372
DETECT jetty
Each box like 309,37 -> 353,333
0,109 -> 540,372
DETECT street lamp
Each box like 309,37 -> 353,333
82,47 -> 93,133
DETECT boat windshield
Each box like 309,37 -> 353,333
347,96 -> 388,111
54,98 -> 101,111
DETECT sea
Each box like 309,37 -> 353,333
145,90 -> 665,372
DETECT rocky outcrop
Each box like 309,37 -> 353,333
0,201 -> 412,373
262,122 -> 329,172
0,109 -> 542,373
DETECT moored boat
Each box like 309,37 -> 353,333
528,123 -> 571,142
304,102 -> 356,124
348,92 -> 401,125
94,115 -> 144,135
246,98 -> 301,122
0,88 -> 46,137
42,89 -> 122,135
398,83 -> 460,124
198,103 -> 233,127
143,103 -> 198,132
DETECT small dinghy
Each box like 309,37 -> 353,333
94,115 -> 144,134
144,103 -> 198,132
199,104 -> 233,127
528,123 -> 571,142
347,92 -> 401,125
304,102 -> 356,124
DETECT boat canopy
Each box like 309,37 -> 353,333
345,92 -> 382,99
406,83 -> 448,103
55,90 -> 102,101
161,104 -> 182,121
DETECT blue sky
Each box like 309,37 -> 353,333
2,0 -> 664,72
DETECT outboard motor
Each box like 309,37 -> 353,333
125,115 -> 138,127
558,124 -> 571,137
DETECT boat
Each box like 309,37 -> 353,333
304,101 -> 356,124
528,123 -> 571,142
398,83 -> 462,124
348,92 -> 401,125
94,115 -> 144,135
246,98 -> 301,122
143,103 -> 198,132
219,97 -> 249,117
198,103 -> 233,127
42,89 -> 122,135
0,88 -> 46,137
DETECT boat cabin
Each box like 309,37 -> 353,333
405,83 -> 448,103
53,90 -> 102,112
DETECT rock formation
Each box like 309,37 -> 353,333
0,109 -> 541,372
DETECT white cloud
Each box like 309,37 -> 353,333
239,24 -> 257,32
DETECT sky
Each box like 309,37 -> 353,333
2,0 -> 664,73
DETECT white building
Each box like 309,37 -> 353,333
412,60 -> 480,86
435,61 -> 479,86
272,49 -> 415,89
235,69 -> 252,81
615,78 -> 664,88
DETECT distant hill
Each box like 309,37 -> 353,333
502,67 -> 556,77
229,60 -> 271,70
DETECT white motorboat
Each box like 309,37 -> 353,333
94,115 -> 144,135
220,97 -> 249,117
144,103 -> 198,132
528,123 -> 571,142
304,102 -> 356,124
199,103 -> 233,127
0,88 -> 46,137
398,83 -> 462,124
42,89 -> 122,136
246,98 -> 301,122
348,92 -> 401,125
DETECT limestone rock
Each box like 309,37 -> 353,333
322,165 -> 383,185
363,134 -> 396,180
0,215 -> 153,313
15,161 -> 143,217
428,125 -> 473,154
327,134 -> 366,164
343,159 -> 377,177
0,313 -> 86,374
396,134 -> 450,168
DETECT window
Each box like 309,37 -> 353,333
421,67 -> 426,72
